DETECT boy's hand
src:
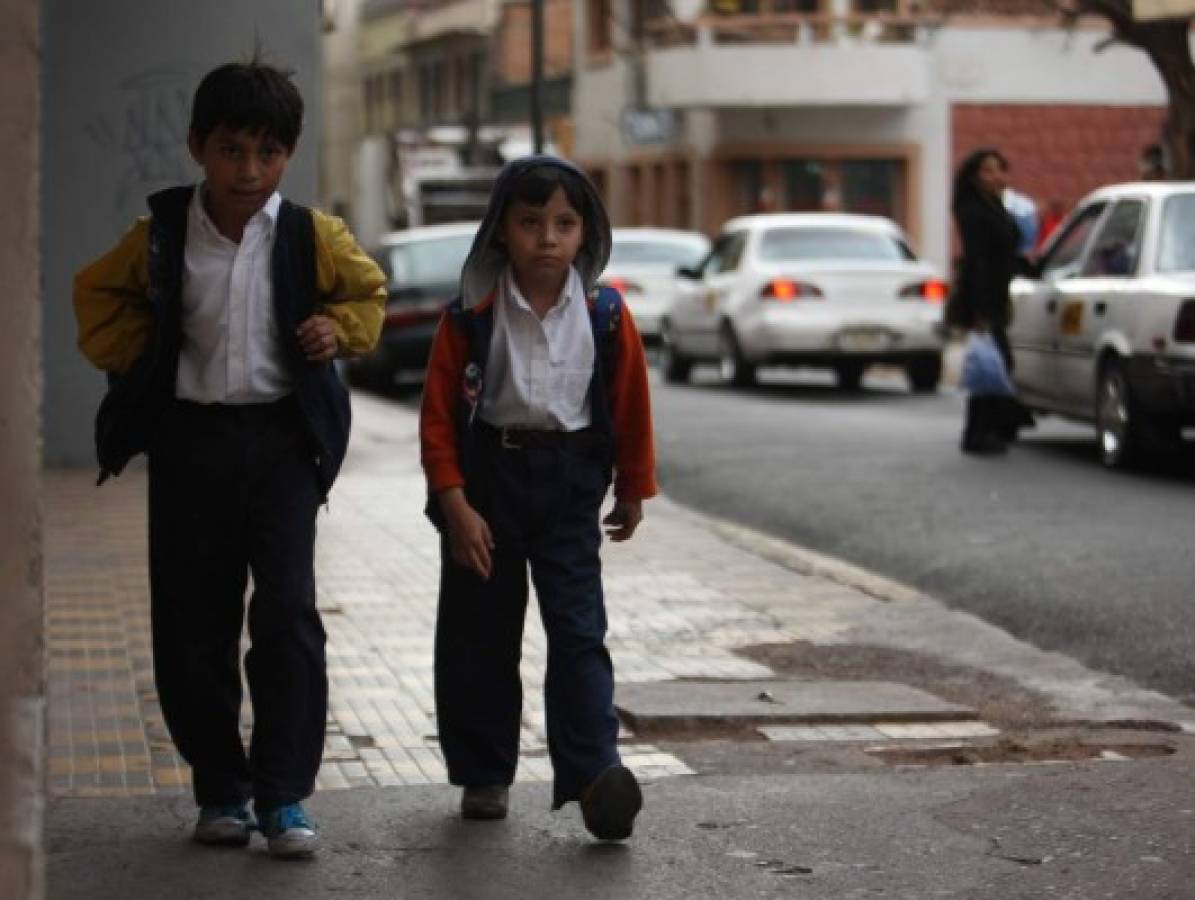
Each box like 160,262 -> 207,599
439,488 -> 495,580
603,499 -> 643,542
297,315 -> 340,362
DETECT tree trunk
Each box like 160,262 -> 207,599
1130,20 -> 1195,178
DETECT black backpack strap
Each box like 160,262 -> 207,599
588,285 -> 622,385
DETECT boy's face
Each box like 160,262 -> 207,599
188,124 -> 292,221
499,186 -> 584,287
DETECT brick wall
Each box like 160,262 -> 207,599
952,103 -> 1166,216
494,0 -> 574,85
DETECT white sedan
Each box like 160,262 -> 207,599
599,228 -> 711,342
659,213 -> 947,390
1009,181 -> 1195,467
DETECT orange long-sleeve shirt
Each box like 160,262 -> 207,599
420,291 -> 658,502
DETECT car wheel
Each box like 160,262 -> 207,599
1095,361 -> 1142,469
718,324 -> 756,388
906,354 -> 943,393
835,362 -> 864,392
658,320 -> 692,384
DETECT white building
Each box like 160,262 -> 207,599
570,1 -> 1171,267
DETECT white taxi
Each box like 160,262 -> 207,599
659,213 -> 946,391
1009,182 -> 1195,467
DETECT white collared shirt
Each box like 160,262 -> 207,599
479,266 -> 595,430
175,186 -> 292,404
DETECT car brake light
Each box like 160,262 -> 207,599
1174,300 -> 1195,343
603,277 -> 643,296
760,279 -> 822,301
900,280 -> 948,302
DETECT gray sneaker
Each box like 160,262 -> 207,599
193,804 -> 254,847
257,802 -> 319,859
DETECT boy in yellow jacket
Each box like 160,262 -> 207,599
73,60 -> 385,859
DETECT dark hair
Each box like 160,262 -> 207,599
952,147 -> 1008,214
505,165 -> 591,217
189,61 -> 304,152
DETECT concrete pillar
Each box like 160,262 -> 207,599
0,0 -> 45,896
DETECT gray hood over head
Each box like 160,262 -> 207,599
459,155 -> 612,309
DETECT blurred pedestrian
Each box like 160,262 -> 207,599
949,148 -> 1033,455
420,157 -> 656,840
1003,185 -> 1039,256
73,59 -> 386,858
1140,143 -> 1167,181
1035,199 -> 1066,252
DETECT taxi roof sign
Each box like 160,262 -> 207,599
1133,0 -> 1195,20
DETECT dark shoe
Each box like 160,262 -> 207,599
580,765 -> 642,841
961,433 -> 1008,456
461,785 -> 509,820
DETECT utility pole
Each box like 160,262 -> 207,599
530,0 -> 545,153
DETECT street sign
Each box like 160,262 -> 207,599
621,107 -> 678,145
1133,0 -> 1195,19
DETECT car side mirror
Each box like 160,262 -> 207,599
676,265 -> 701,280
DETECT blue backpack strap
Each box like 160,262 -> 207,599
588,285 -> 622,384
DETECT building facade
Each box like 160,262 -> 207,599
570,0 -> 1171,267
327,0 -> 577,243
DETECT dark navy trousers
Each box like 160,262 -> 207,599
434,427 -> 621,808
147,396 -> 327,811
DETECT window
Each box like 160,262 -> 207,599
1040,203 -> 1106,280
841,160 -> 903,221
588,0 -> 612,55
782,161 -> 824,212
701,232 -> 748,276
1081,199 -> 1144,278
387,69 -> 404,128
385,234 -> 476,291
610,237 -> 710,267
1157,193 -> 1195,273
758,227 -> 913,262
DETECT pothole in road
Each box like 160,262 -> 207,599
866,736 -> 1175,767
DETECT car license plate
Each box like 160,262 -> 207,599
837,329 -> 890,352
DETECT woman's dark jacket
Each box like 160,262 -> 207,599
950,190 -> 1022,331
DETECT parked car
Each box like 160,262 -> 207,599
599,228 -> 711,342
1008,181 -> 1195,467
658,213 -> 946,391
348,222 -> 478,389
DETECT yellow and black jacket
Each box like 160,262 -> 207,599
74,185 -> 385,492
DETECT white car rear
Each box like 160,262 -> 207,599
599,228 -> 711,341
660,214 -> 946,390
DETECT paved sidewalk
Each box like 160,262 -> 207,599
45,391 -> 1195,897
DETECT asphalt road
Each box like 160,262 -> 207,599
650,363 -> 1195,708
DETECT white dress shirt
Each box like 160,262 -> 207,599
479,266 -> 595,430
175,186 -> 292,404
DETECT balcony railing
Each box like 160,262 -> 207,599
642,0 -> 944,48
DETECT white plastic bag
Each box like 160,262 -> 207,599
959,332 -> 1015,396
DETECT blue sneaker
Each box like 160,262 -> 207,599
257,802 -> 318,859
193,804 -> 254,847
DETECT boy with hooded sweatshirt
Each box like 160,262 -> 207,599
420,157 -> 656,840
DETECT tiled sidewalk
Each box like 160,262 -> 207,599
48,392 -> 834,799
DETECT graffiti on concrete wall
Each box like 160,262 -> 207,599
84,66 -> 199,218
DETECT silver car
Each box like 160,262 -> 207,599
1009,181 -> 1195,467
599,228 -> 711,342
660,213 -> 947,390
